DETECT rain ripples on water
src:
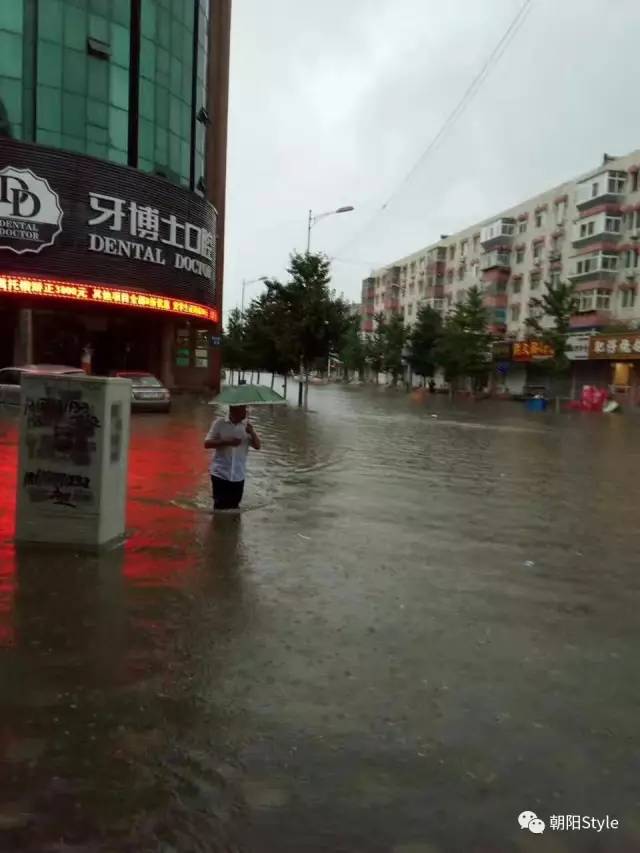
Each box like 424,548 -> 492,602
1,386 -> 640,851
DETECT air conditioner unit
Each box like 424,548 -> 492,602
630,233 -> 639,241
626,271 -> 635,279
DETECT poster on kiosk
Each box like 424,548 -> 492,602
15,373 -> 131,549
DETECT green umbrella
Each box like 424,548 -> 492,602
211,384 -> 287,406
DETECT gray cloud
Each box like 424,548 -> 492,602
224,0 -> 640,317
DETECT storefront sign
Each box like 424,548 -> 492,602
513,340 -> 555,362
589,333 -> 640,359
0,166 -> 62,254
0,138 -> 217,318
566,334 -> 590,360
0,275 -> 217,323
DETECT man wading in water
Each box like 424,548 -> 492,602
204,405 -> 261,510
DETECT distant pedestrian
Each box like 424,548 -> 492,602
204,405 -> 261,510
428,378 -> 436,394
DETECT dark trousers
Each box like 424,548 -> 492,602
211,476 -> 245,510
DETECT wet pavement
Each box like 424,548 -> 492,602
1,386 -> 639,852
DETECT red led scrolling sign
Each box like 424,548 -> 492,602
0,276 -> 218,324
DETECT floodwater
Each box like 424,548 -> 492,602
1,385 -> 639,852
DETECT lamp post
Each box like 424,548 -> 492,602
306,205 -> 354,254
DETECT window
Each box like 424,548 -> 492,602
555,201 -> 566,224
605,216 -> 622,233
530,275 -> 540,290
473,235 -> 479,252
602,254 -> 618,270
460,240 -> 468,257
549,271 -> 561,288
457,267 -> 464,281
535,211 -> 544,228
579,220 -> 595,238
591,181 -> 599,198
518,220 -> 527,233
608,172 -> 625,194
578,289 -> 611,312
510,304 -> 521,322
449,245 -> 455,260
625,250 -> 639,270
533,243 -> 542,260
512,279 -> 522,294
516,248 -> 525,264
621,288 -> 636,309
447,269 -> 454,283
633,172 -> 639,193
407,303 -> 414,316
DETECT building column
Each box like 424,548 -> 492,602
160,322 -> 174,389
13,309 -> 34,365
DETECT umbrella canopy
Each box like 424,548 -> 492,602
211,384 -> 287,406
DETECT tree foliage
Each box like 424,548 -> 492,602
382,312 -> 407,385
222,253 -> 349,383
407,304 -> 442,381
339,315 -> 366,380
435,286 -> 491,389
526,280 -> 578,375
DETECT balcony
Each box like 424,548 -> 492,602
570,311 -> 611,329
480,250 -> 511,271
572,213 -> 623,245
568,252 -> 619,281
480,218 -> 516,246
483,293 -> 508,309
576,170 -> 626,209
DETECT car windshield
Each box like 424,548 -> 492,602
123,374 -> 162,386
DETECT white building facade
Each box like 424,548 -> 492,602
361,149 -> 640,342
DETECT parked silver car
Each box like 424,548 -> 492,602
113,371 -> 171,413
0,364 -> 86,407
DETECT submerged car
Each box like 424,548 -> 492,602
113,371 -> 171,413
0,364 -> 86,407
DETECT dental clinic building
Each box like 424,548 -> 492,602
0,0 -> 231,390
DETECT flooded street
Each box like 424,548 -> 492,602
1,386 -> 640,852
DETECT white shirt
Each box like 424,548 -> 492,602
206,417 -> 251,481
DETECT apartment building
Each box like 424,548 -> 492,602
361,149 -> 640,344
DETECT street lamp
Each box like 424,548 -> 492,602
241,276 -> 268,316
306,205 -> 354,253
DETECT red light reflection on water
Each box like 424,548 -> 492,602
0,411 -> 212,649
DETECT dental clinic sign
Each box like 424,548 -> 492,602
87,193 -> 214,280
0,137 -> 218,314
0,167 -> 63,254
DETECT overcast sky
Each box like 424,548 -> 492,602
223,0 -> 640,319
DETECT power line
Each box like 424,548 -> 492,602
333,0 -> 534,258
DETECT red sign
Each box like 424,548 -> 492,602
0,275 -> 218,323
513,340 -> 555,362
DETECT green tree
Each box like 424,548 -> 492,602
339,315 -> 366,381
435,286 -> 491,391
407,304 -> 442,384
364,312 -> 386,383
382,312 -> 407,385
526,280 -> 578,373
526,279 -> 579,405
